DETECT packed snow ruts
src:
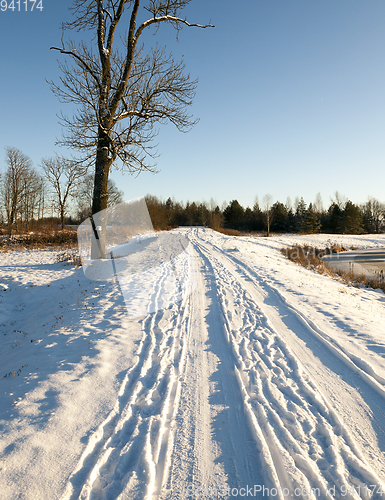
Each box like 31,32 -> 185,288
192,230 -> 385,498
1,229 -> 385,499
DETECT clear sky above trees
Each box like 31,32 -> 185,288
1,0 -> 385,209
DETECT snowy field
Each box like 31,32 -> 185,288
1,228 -> 385,499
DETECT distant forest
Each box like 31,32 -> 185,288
145,194 -> 385,235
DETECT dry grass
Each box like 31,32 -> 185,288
280,245 -> 327,272
213,227 -> 242,237
55,248 -> 82,267
281,244 -> 385,293
213,228 -> 267,237
0,227 -> 78,252
0,227 -> 82,267
279,244 -> 351,270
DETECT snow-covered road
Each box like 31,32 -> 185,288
1,228 -> 385,499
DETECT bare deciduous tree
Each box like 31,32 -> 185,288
313,192 -> 323,215
331,191 -> 347,210
19,169 -> 46,230
49,0 -> 213,257
76,173 -> 124,221
42,156 -> 87,229
0,147 -> 46,232
263,193 -> 274,237
362,197 -> 385,233
1,147 -> 35,234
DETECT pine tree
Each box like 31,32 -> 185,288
295,197 -> 307,232
223,200 -> 245,229
326,203 -> 342,233
340,201 -> 363,234
303,203 -> 321,233
271,202 -> 288,232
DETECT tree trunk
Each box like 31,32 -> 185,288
60,205 -> 65,230
91,127 -> 113,259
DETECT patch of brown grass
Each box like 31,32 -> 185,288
213,227 -> 242,237
281,244 -> 385,293
333,268 -> 385,292
280,244 -> 332,273
0,228 -> 78,252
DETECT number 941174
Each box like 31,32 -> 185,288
1,0 -> 43,11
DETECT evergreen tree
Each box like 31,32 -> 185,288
185,202 -> 200,226
285,208 -> 296,232
340,201 -> 363,234
243,207 -> 253,231
173,201 -> 186,226
326,203 -> 342,233
197,203 -> 210,227
271,202 -> 288,232
303,203 -> 321,233
250,200 -> 264,231
295,197 -> 307,232
223,200 -> 245,229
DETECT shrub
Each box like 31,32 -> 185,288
55,248 -> 82,266
280,245 -> 327,272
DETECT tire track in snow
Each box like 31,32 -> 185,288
198,230 -> 385,394
200,231 -> 385,478
191,229 -> 385,499
160,244 -> 266,499
61,262 -> 190,500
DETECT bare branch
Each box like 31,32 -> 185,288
42,156 -> 88,229
50,0 -> 213,251
136,15 -> 214,40
50,46 -> 101,90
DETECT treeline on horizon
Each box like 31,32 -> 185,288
145,194 -> 385,235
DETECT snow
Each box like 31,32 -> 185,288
1,229 -> 385,499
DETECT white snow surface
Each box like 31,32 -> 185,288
1,228 -> 385,499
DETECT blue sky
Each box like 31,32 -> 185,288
1,0 -> 385,211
